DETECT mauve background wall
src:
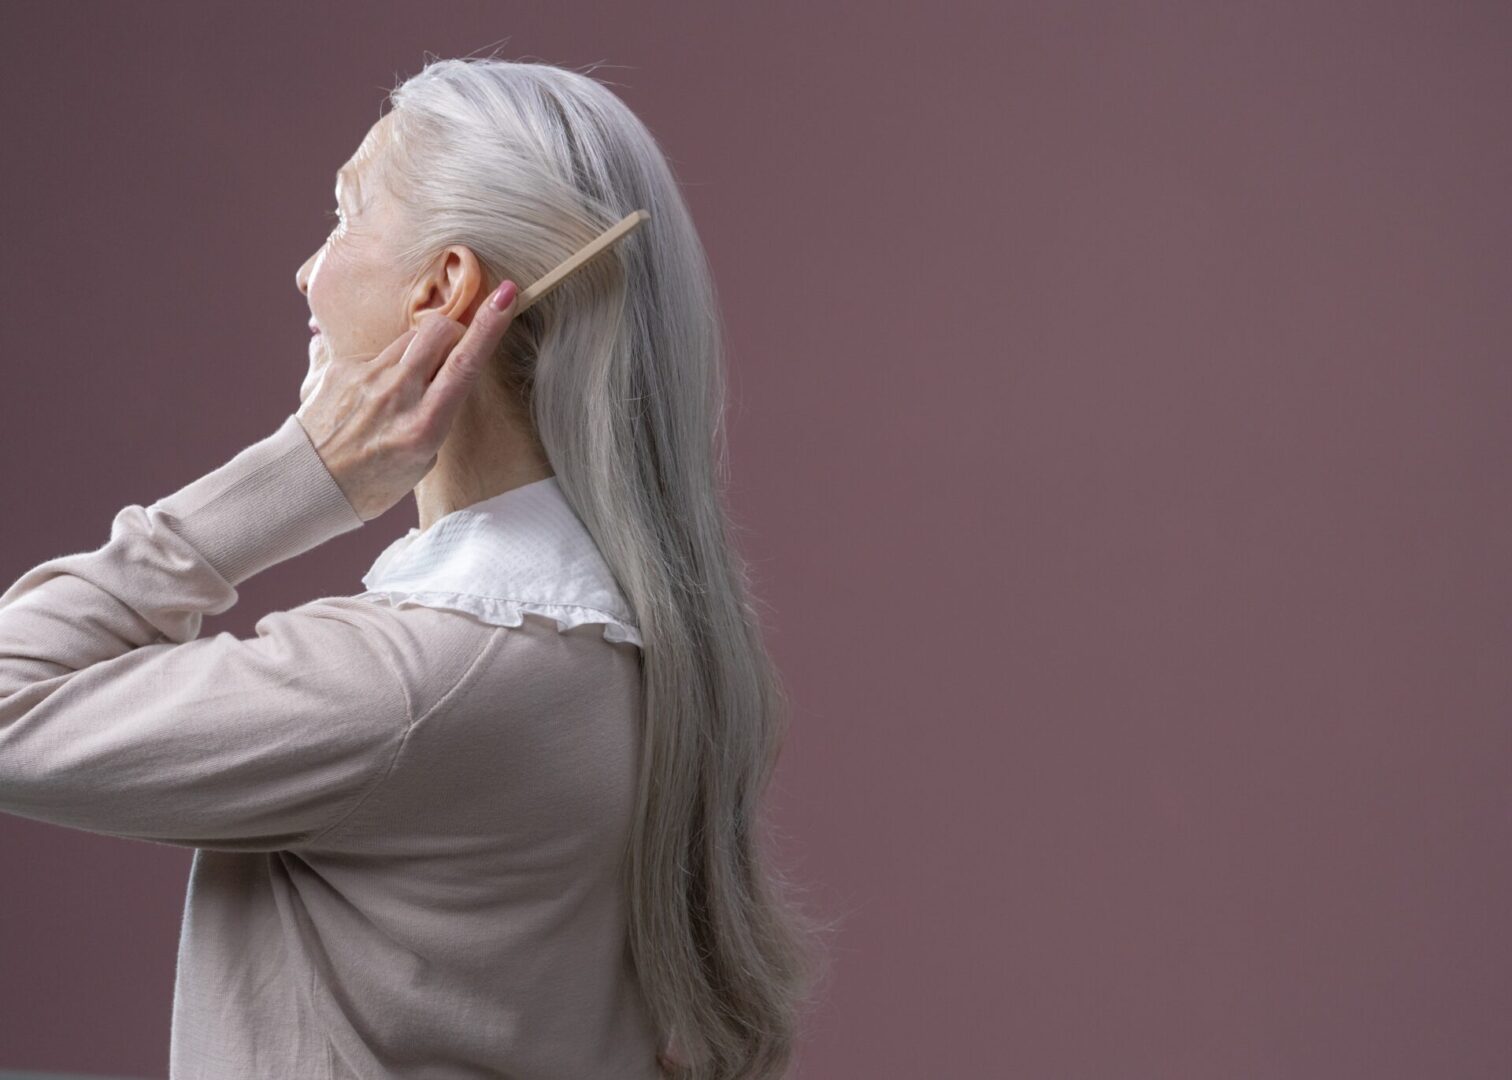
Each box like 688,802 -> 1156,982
1,2 -> 1508,1077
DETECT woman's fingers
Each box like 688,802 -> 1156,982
397,314 -> 465,379
422,280 -> 520,428
294,281 -> 520,523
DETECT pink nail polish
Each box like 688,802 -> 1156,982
490,281 -> 517,312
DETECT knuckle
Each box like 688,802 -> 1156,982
394,433 -> 427,461
375,376 -> 408,405
409,415 -> 441,449
449,347 -> 478,375
383,422 -> 423,453
403,419 -> 433,448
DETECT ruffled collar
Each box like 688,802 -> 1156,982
354,476 -> 642,648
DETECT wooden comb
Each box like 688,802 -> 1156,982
509,209 -> 650,317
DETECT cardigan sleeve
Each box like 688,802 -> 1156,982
0,414 -> 414,852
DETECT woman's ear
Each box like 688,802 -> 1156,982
406,245 -> 486,328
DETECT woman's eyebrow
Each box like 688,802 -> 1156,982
335,164 -> 360,205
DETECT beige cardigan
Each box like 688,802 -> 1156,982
0,414 -> 661,1078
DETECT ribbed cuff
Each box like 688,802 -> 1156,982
149,414 -> 366,586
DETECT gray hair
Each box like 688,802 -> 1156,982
377,56 -> 836,1078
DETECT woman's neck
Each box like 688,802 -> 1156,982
411,390 -> 554,531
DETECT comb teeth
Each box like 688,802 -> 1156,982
514,209 -> 651,316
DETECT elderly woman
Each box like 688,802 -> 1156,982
0,57 -> 826,1080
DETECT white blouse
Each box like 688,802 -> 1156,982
354,474 -> 643,648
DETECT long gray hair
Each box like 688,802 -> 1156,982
375,56 -> 833,1078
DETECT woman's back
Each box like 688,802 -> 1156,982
169,603 -> 661,1078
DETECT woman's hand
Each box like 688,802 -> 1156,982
294,281 -> 520,522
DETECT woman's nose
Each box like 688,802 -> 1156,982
295,252 -> 318,295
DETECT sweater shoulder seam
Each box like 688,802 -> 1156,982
295,623 -> 506,850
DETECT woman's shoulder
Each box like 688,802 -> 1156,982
283,600 -> 643,859
281,594 -> 639,728
262,594 -> 500,726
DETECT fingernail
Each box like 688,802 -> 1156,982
490,280 -> 518,312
